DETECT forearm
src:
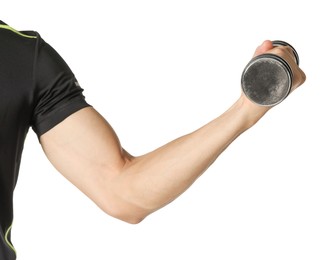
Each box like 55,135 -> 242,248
113,96 -> 268,218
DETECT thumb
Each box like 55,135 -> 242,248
253,40 -> 274,57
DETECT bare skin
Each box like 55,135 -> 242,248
40,40 -> 306,224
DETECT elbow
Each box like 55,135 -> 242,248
122,215 -> 145,225
105,206 -> 148,225
93,170 -> 153,224
99,198 -> 150,225
114,211 -> 146,225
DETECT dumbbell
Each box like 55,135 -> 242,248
241,40 -> 300,106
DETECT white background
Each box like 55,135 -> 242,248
2,0 -> 332,259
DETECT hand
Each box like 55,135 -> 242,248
238,40 -> 306,126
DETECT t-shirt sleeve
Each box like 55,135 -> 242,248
31,35 -> 91,137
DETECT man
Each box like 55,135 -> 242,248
0,19 -> 306,260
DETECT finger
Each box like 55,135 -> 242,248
292,67 -> 306,91
283,46 -> 299,64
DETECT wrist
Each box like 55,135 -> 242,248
233,94 -> 271,129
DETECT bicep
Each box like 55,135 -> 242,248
40,107 -> 132,208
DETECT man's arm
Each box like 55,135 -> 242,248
40,41 -> 306,224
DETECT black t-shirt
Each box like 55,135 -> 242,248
0,20 -> 90,260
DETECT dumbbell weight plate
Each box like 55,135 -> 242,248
241,40 -> 299,106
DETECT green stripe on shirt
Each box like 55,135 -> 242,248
0,24 -> 37,39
